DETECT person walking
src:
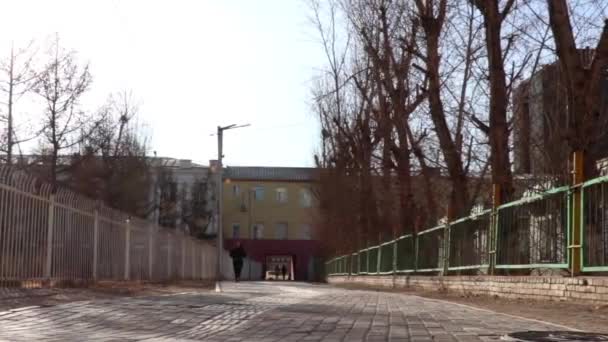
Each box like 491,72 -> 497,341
274,265 -> 280,280
281,264 -> 287,281
229,242 -> 246,282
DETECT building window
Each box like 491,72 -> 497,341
232,223 -> 240,239
275,222 -> 288,240
300,188 -> 312,208
275,188 -> 288,203
252,223 -> 264,239
232,185 -> 240,197
253,186 -> 264,201
301,224 -> 312,240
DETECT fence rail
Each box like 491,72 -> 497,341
326,175 -> 608,276
0,166 -> 232,287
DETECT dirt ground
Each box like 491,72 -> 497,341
0,280 -> 214,311
335,283 -> 608,333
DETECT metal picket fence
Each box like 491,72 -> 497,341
448,210 -> 491,272
326,175 -> 608,276
0,166 -> 232,287
416,225 -> 445,272
582,176 -> 608,272
495,187 -> 569,270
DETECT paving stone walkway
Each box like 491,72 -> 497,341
0,282 -> 569,341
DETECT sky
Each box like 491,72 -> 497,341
0,0 -> 326,167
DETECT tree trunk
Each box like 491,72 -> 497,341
423,14 -> 470,218
394,136 -> 414,236
476,0 -> 514,201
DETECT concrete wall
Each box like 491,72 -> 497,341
328,275 -> 608,304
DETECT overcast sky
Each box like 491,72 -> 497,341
0,0 -> 325,167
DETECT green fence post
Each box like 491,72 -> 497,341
377,246 -> 382,275
489,184 -> 501,275
393,239 -> 397,274
566,187 -> 572,272
571,151 -> 584,276
489,209 -> 498,275
414,234 -> 419,273
443,222 -> 450,276
366,246 -> 370,273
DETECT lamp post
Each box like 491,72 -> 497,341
215,123 -> 250,292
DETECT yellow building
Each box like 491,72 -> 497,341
222,167 -> 319,281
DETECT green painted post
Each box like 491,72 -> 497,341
490,209 -> 498,275
414,235 -> 419,273
392,240 -> 397,274
366,247 -> 370,273
489,184 -> 501,275
571,151 -> 584,275
443,223 -> 450,276
376,246 -> 382,275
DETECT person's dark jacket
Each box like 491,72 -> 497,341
230,246 -> 247,264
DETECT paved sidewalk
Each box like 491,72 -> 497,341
0,282 -> 567,341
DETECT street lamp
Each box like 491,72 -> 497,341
215,123 -> 250,292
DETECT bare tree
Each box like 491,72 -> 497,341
32,36 -> 96,190
469,0 -> 517,201
346,0 -> 429,235
414,0 -> 475,219
181,177 -> 215,239
0,42 -> 38,164
68,91 -> 153,217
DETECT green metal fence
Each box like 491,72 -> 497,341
582,176 -> 608,272
379,241 -> 394,274
368,246 -> 379,274
350,253 -> 359,275
325,177 -> 608,276
396,234 -> 415,272
416,225 -> 445,272
495,187 -> 569,270
359,249 -> 369,274
448,210 -> 491,271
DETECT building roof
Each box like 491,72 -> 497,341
150,158 -> 206,169
224,167 -> 318,182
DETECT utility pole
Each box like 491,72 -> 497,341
215,126 -> 224,292
214,123 -> 250,293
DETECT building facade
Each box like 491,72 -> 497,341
512,64 -> 569,176
221,167 -> 320,281
513,50 -> 608,178
148,158 -> 217,237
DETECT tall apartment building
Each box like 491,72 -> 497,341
513,64 -> 569,176
513,50 -> 608,177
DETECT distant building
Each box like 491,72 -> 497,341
148,158 -> 216,236
512,63 -> 569,176
221,166 -> 320,281
513,50 -> 608,177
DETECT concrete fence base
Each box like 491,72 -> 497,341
328,275 -> 608,304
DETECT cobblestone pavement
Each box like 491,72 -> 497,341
0,282 -> 569,341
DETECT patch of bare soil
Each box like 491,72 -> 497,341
0,280 -> 214,311
334,283 -> 608,333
